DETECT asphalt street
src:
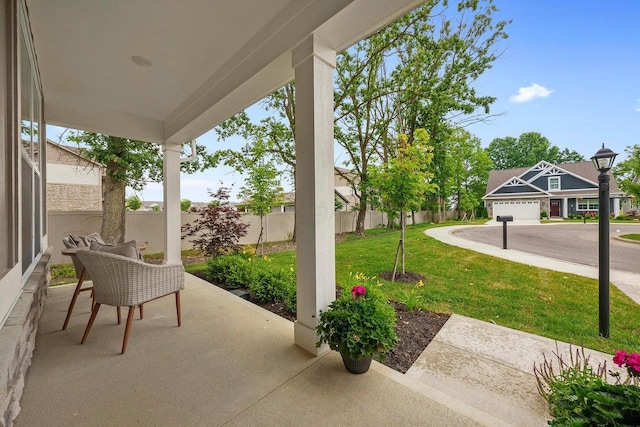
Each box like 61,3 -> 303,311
452,223 -> 640,274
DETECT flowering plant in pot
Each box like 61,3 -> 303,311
315,279 -> 398,374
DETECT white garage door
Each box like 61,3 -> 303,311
493,200 -> 540,220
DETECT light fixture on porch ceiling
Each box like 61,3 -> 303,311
131,55 -> 152,67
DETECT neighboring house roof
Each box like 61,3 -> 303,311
484,160 -> 624,199
47,139 -> 105,170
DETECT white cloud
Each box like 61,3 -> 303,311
509,83 -> 553,103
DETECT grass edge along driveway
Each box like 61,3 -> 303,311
261,222 -> 639,356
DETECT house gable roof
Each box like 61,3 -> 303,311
46,139 -> 104,169
485,176 -> 550,198
485,160 -> 622,198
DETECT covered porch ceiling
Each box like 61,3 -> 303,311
27,0 -> 423,144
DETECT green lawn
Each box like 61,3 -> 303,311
619,234 -> 640,242
256,222 -> 640,355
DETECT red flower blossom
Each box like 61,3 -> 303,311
351,285 -> 366,299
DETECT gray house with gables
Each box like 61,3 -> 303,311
484,161 -> 625,220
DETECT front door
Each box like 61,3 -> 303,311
550,200 -> 561,217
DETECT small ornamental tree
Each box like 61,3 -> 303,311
181,187 -> 249,257
238,158 -> 284,255
369,129 -> 436,280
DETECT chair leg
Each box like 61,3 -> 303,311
139,303 -> 144,320
121,306 -> 136,354
175,291 -> 182,327
62,268 -> 86,330
117,306 -> 122,324
81,303 -> 101,344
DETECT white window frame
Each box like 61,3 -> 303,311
577,198 -> 599,211
548,176 -> 561,190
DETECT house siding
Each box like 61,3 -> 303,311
46,142 -> 103,211
529,174 -> 597,191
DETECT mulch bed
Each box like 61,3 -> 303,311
170,241 -> 451,374
189,270 -> 449,373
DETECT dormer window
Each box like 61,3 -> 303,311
548,176 -> 560,190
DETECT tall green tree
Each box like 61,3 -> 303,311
613,145 -> 640,207
216,0 -> 509,232
487,132 -> 584,170
393,0 -> 510,222
369,130 -> 436,280
445,128 -> 493,219
238,157 -> 284,255
67,132 -> 214,243
214,83 -> 296,238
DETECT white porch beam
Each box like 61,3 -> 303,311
292,34 -> 336,355
162,143 -> 182,265
613,198 -> 620,217
562,197 -> 568,218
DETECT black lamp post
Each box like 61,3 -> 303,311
590,144 -> 617,338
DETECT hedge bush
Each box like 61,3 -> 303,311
207,254 -> 297,314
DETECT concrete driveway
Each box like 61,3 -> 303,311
453,223 -> 640,274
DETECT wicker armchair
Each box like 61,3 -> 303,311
75,250 -> 185,354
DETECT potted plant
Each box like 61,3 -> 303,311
316,281 -> 398,374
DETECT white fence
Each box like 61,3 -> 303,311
48,209 -> 436,264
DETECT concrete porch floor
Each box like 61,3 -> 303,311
16,274 -> 503,427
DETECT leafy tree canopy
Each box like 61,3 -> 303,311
487,132 -> 584,170
180,199 -> 192,212
613,144 -> 640,206
126,195 -> 142,211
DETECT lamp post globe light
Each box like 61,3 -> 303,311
590,144 -> 618,338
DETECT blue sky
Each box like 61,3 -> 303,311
48,0 -> 640,203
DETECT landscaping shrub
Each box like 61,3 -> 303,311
206,255 -> 255,290
567,213 -> 574,219
540,211 -> 548,219
535,346 -> 640,426
249,264 -> 296,303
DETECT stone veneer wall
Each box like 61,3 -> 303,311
0,249 -> 51,427
47,183 -> 102,211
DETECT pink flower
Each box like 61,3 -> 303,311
351,285 -> 366,299
628,353 -> 640,373
613,350 -> 628,367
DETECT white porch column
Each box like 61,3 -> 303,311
613,197 -> 620,217
562,197 -> 568,218
163,143 -> 182,265
292,34 -> 336,355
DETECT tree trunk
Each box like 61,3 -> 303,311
400,210 -> 405,274
257,215 -> 264,255
101,162 -> 126,244
355,204 -> 367,235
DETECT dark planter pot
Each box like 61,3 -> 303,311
341,354 -> 373,374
